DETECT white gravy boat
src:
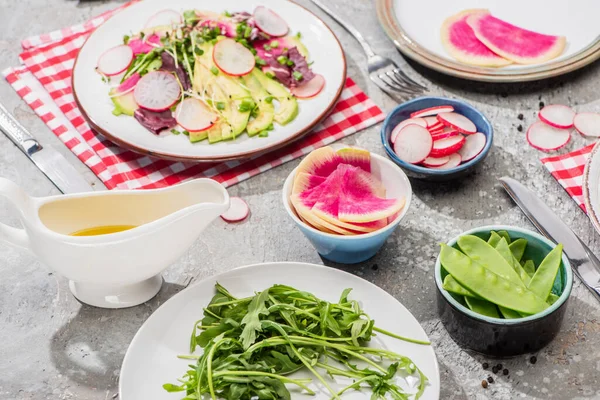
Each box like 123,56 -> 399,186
0,178 -> 229,308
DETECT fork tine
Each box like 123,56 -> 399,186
378,74 -> 420,96
392,68 -> 428,91
385,71 -> 425,95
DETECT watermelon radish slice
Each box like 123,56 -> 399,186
292,172 -> 326,195
429,135 -> 466,157
437,112 -> 477,134
145,9 -> 182,28
393,124 -> 433,164
432,129 -> 460,141
213,38 -> 255,76
337,148 -> 371,173
291,74 -> 325,99
295,146 -> 371,178
254,6 -> 289,37
526,121 -> 571,152
441,9 -> 512,67
115,73 -> 141,94
458,132 -> 487,162
538,105 -> 575,129
133,71 -> 181,111
422,156 -> 450,168
574,113 -> 600,137
410,105 -> 454,118
221,197 -> 249,222
466,13 -> 566,65
390,118 -> 427,143
175,98 -> 217,132
97,45 -> 133,76
430,153 -> 462,170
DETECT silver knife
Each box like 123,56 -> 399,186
0,103 -> 93,194
500,176 -> 600,301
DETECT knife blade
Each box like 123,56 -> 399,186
499,176 -> 600,301
0,102 -> 93,194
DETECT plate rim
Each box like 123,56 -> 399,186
118,261 -> 441,399
583,141 -> 600,234
375,0 -> 600,83
72,1 -> 347,163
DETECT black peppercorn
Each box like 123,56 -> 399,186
492,366 -> 498,374
482,362 -> 489,370
487,376 -> 494,383
497,363 -> 502,370
539,101 -> 545,109
503,368 -> 509,375
518,113 -> 524,120
517,125 -> 523,132
530,355 -> 537,364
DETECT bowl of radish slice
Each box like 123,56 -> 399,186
381,97 -> 493,180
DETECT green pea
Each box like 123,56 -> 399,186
443,275 -> 480,299
465,296 -> 500,318
487,231 -> 502,247
498,306 -> 522,319
457,235 -> 525,287
497,230 -> 511,244
509,239 -> 527,262
528,244 -> 563,301
547,293 -> 560,305
494,238 -> 531,285
440,244 -> 549,314
522,260 -> 535,277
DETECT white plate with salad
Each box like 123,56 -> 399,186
119,262 -> 440,399
72,0 -> 346,162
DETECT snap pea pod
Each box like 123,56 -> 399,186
495,238 -> 531,285
443,275 -> 480,299
457,235 -> 525,287
440,244 -> 549,314
498,306 -> 522,319
527,244 -> 564,300
487,231 -> 502,247
522,259 -> 536,277
465,296 -> 500,318
497,230 -> 511,244
509,239 -> 528,262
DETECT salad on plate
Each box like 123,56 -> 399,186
97,6 -> 325,144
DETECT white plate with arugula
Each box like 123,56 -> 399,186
119,262 -> 440,400
72,0 -> 346,162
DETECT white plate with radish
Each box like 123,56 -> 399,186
382,97 -> 493,180
375,0 -> 600,82
73,0 -> 345,162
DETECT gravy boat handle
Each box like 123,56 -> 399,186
0,178 -> 31,250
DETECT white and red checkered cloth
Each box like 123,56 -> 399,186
541,143 -> 596,214
3,1 -> 384,190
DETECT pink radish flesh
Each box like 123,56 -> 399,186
538,104 -> 575,129
145,9 -> 182,28
253,6 -> 289,37
432,130 -> 459,141
437,112 -> 477,134
574,112 -> 600,137
390,118 -> 427,143
428,121 -> 444,131
429,135 -> 466,157
526,121 -> 571,152
393,124 -> 433,164
221,197 -> 249,222
458,132 -> 486,162
97,45 -> 133,76
424,116 -> 439,127
213,38 -> 255,76
430,153 -> 462,170
175,98 -> 218,132
410,105 -> 454,118
422,155 -> 450,167
291,74 -> 325,99
133,71 -> 181,111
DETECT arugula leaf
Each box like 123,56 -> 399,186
239,289 -> 270,349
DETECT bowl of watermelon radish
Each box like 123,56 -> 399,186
382,97 -> 493,180
282,146 -> 411,264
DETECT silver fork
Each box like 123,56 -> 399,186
309,0 -> 427,97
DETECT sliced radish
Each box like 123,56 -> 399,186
424,116 -> 440,127
539,104 -> 575,129
527,121 -> 571,152
430,153 -> 462,170
133,71 -> 181,111
432,130 -> 459,141
437,112 -> 477,134
221,197 -> 249,222
429,135 -> 466,157
213,38 -> 255,76
393,124 -> 433,164
291,74 -> 325,99
458,132 -> 487,162
254,6 -> 289,37
145,9 -> 182,28
428,121 -> 444,131
175,98 -> 218,132
97,45 -> 133,76
574,112 -> 600,137
390,118 -> 427,143
410,105 -> 454,118
422,155 -> 450,167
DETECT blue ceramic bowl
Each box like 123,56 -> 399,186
434,225 -> 573,356
283,151 -> 412,264
381,97 -> 493,180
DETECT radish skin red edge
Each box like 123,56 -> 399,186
437,112 -> 477,134
526,121 -> 571,152
410,105 -> 454,118
97,45 -> 133,76
213,39 -> 256,76
574,112 -> 600,137
221,197 -> 249,222
390,118 -> 427,143
458,132 -> 486,162
291,74 -> 325,99
392,124 -> 433,164
538,104 -> 575,129
422,156 -> 450,167
430,153 -> 462,170
253,6 -> 289,37
429,135 -> 465,157
133,71 -> 181,111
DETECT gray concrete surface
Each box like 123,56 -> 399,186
1,0 -> 600,399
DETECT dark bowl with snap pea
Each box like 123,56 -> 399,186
434,225 -> 573,357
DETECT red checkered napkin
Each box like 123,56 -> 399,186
540,143 -> 596,213
4,2 -> 384,190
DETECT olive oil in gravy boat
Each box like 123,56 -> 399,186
0,178 -> 230,308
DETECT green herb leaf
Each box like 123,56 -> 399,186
210,66 -> 219,75
240,289 -> 271,349
292,71 -> 303,81
123,34 -> 130,45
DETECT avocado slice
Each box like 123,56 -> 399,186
252,69 -> 298,126
240,72 -> 274,136
109,89 -> 138,116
